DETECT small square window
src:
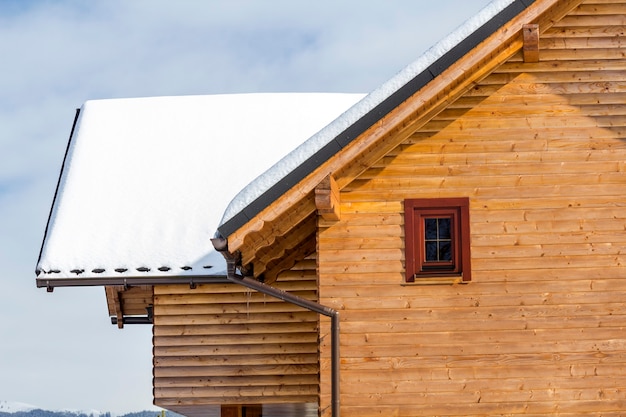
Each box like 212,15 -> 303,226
404,197 -> 471,282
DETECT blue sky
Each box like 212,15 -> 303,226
0,0 -> 496,413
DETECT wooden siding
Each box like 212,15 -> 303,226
105,285 -> 153,323
318,1 -> 626,415
152,260 -> 319,415
226,1 -> 578,266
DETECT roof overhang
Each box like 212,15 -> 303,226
36,93 -> 364,285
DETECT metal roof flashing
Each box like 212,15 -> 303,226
35,108 -> 81,277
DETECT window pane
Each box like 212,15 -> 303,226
425,218 -> 438,239
424,217 -> 453,262
439,241 -> 452,261
438,218 -> 451,239
425,241 -> 438,261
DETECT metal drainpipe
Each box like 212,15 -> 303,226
213,238 -> 340,417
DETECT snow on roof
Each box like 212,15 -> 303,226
36,93 -> 364,279
219,0 -> 516,228
38,0 -> 519,281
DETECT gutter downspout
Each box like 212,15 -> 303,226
212,237 -> 340,417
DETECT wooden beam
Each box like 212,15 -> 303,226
238,193 -> 317,266
315,174 -> 340,221
523,24 -> 540,62
262,231 -> 316,284
105,286 -> 124,329
253,215 -> 317,281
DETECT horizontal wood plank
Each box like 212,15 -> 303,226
153,259 -> 319,408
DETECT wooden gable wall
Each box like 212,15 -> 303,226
318,1 -> 626,415
152,258 -> 319,416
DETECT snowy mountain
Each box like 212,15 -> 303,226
59,410 -> 105,417
0,402 -> 106,416
0,402 -> 37,413
0,403 -> 177,417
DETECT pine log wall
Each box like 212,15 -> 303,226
152,259 -> 319,417
318,1 -> 626,415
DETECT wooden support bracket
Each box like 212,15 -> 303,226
105,286 -> 124,329
523,24 -> 539,63
315,174 -> 340,221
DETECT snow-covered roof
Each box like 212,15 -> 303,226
36,93 -> 364,279
37,0 -> 527,283
217,0 -> 518,235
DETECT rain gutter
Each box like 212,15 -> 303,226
35,274 -> 230,291
212,237 -> 341,417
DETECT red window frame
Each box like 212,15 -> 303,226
404,197 -> 471,282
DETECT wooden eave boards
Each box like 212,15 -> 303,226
105,285 -> 154,328
227,0 -> 583,278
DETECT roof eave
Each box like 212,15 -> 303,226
36,274 -> 229,291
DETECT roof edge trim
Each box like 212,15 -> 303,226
217,0 -> 534,238
37,274 -> 229,290
35,108 -> 81,276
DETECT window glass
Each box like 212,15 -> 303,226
424,217 -> 452,262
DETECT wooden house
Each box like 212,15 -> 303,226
37,0 -> 626,415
